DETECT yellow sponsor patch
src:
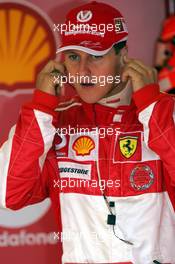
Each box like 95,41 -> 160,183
73,136 -> 95,156
119,136 -> 138,158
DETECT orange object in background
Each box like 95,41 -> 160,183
161,15 -> 175,41
0,2 -> 56,91
155,15 -> 175,93
159,56 -> 175,93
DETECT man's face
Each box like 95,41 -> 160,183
63,48 -> 125,103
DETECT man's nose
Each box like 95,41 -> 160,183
78,60 -> 91,77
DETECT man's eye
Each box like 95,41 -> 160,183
68,54 -> 79,61
91,55 -> 103,60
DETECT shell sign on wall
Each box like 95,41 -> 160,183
0,1 -> 60,264
0,0 -> 56,91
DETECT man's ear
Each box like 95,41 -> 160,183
120,46 -> 128,57
120,47 -> 128,66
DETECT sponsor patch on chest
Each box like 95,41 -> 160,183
114,132 -> 142,161
68,133 -> 99,161
58,161 -> 92,180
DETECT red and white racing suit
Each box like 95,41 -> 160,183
0,84 -> 175,264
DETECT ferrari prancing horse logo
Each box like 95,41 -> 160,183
119,136 -> 138,158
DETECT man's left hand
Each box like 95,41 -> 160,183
122,56 -> 158,92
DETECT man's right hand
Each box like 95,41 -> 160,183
36,60 -> 66,96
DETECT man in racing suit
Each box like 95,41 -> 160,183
0,1 -> 175,264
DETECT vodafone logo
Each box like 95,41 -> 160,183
55,134 -> 67,150
0,199 -> 50,228
77,10 -> 93,22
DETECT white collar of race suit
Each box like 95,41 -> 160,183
98,80 -> 132,108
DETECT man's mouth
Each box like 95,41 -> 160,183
80,83 -> 95,87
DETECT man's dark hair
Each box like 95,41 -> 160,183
113,41 -> 127,54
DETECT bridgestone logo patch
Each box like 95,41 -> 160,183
58,161 -> 91,180
59,167 -> 88,174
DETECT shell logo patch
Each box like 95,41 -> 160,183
73,136 -> 95,156
119,136 -> 138,159
0,2 -> 56,91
